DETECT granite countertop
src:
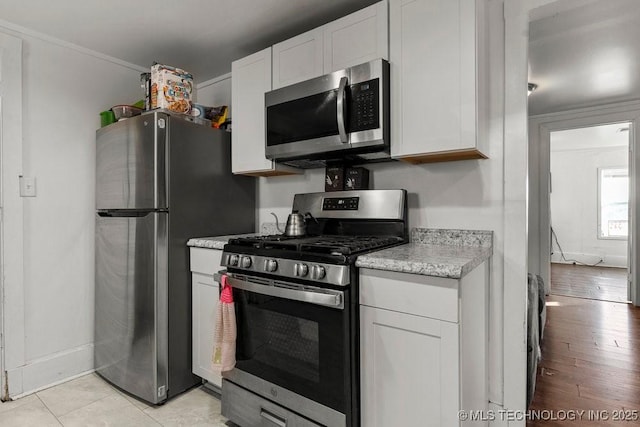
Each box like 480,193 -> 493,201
187,233 -> 258,250
355,228 -> 493,279
187,222 -> 285,250
189,225 -> 493,279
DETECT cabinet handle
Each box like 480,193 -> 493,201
337,76 -> 348,143
260,409 -> 287,427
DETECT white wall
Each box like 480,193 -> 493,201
550,144 -> 628,267
257,160 -> 503,231
2,26 -> 143,396
195,74 -> 232,118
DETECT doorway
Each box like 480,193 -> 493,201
549,122 -> 631,303
529,102 -> 640,306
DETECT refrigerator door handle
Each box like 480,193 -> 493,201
97,210 -> 162,218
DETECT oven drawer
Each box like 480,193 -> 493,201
222,380 -> 322,427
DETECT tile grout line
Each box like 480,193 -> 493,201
34,394 -> 63,426
39,394 -> 108,420
124,395 -> 162,426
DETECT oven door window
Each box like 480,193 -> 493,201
234,288 -> 349,413
266,90 -> 339,146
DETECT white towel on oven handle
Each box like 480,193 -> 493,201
212,274 -> 236,372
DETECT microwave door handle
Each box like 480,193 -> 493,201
337,76 -> 348,143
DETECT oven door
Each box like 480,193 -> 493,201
215,271 -> 351,422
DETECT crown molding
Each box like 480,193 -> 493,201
0,19 -> 148,74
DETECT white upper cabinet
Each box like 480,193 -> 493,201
272,1 -> 388,90
231,48 -> 299,176
323,1 -> 388,73
390,0 -> 488,163
231,1 -> 389,176
272,28 -> 324,89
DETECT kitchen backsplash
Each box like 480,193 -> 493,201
257,158 -> 500,233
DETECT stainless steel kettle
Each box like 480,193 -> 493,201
274,211 -> 316,237
284,212 -> 307,237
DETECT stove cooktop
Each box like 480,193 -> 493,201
223,190 -> 408,283
222,234 -> 406,286
228,234 -> 405,257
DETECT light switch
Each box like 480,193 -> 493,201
19,176 -> 36,197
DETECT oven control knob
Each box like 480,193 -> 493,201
228,254 -> 239,266
264,259 -> 278,272
241,256 -> 252,268
294,263 -> 309,277
311,265 -> 326,280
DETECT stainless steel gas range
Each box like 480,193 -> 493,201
216,189 -> 407,427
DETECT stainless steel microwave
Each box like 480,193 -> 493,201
265,59 -> 390,168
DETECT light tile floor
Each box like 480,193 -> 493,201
0,373 -> 232,426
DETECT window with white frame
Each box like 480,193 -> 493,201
598,167 -> 629,239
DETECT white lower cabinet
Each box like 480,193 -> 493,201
360,263 -> 489,426
360,306 -> 460,426
190,247 -> 223,388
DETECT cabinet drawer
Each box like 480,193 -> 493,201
189,247 -> 223,275
359,268 -> 459,323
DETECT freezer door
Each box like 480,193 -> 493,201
95,211 -> 168,404
96,114 -> 166,210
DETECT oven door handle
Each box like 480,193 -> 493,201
214,272 -> 344,309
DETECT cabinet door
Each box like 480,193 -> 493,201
272,28 -> 324,89
323,0 -> 388,73
390,0 -> 486,162
232,48 -> 301,176
191,248 -> 223,387
192,272 -> 222,388
231,48 -> 273,174
360,305 -> 460,426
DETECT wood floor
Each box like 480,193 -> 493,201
550,263 -> 628,302
528,294 -> 640,426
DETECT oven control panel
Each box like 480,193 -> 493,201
221,252 -> 349,286
322,196 -> 359,211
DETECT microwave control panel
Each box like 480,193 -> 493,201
323,197 -> 360,211
349,78 -> 379,132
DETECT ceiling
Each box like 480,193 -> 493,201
0,0 -> 377,83
529,0 -> 640,115
2,0 -> 639,111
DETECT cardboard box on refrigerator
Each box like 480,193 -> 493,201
150,64 -> 193,114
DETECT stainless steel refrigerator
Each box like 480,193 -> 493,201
94,111 -> 255,404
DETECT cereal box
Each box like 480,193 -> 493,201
150,64 -> 193,114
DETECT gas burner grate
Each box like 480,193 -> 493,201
300,236 -> 404,255
229,234 -> 404,256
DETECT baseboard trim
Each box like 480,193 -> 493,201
551,253 -> 627,268
6,344 -> 94,399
